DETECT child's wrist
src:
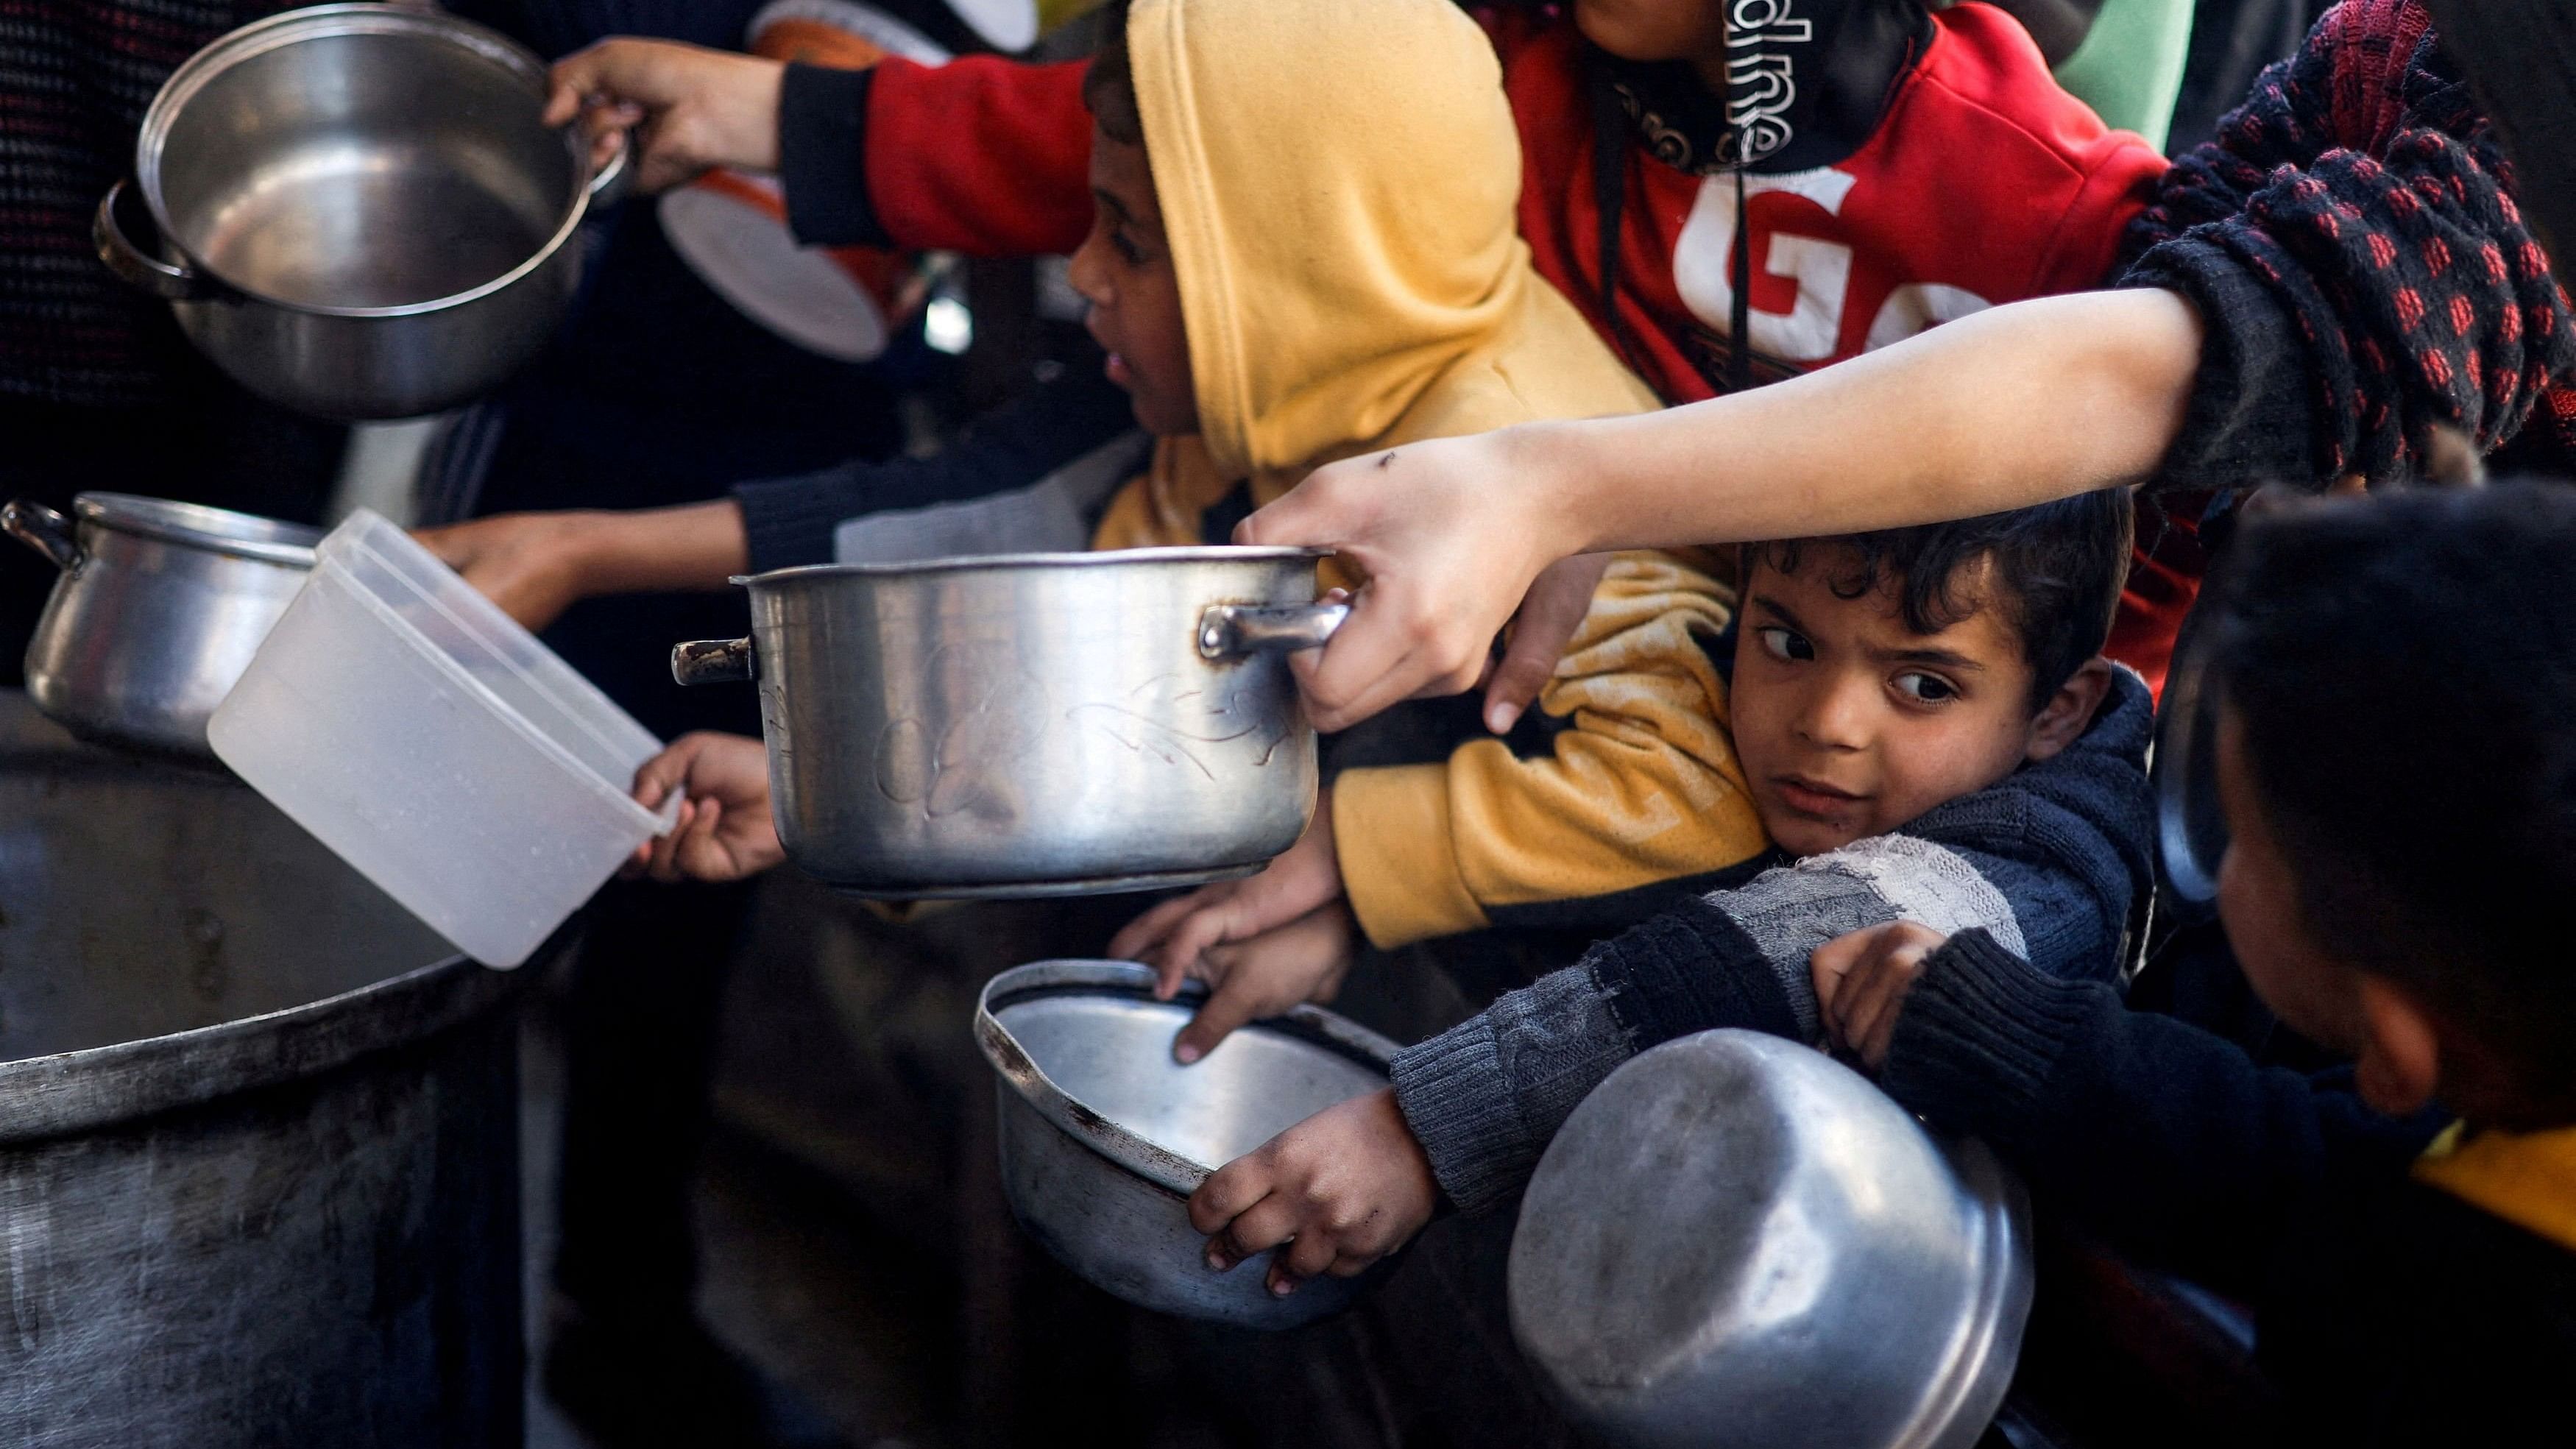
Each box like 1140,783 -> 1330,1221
1495,420 -> 1607,560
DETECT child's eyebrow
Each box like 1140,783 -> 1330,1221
1093,187 -> 1136,225
1746,594 -> 1803,631
1880,644 -> 1986,672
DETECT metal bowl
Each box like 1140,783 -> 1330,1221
1509,1030 -> 2032,1449
974,960 -> 1398,1328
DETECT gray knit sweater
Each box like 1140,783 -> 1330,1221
1390,666 -> 2158,1214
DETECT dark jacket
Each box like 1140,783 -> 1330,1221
1881,928 -> 2570,1445
1390,665 -> 2156,1214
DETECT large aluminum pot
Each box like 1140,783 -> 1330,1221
1510,1030 -> 2032,1449
0,691 -> 526,1446
4,493 -> 319,759
93,4 -> 626,420
673,547 -> 1346,896
974,960 -> 1399,1329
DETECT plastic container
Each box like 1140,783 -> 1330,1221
210,510 -> 679,966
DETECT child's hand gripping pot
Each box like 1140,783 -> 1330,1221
624,731 -> 785,883
1186,1086 -> 1439,1297
1110,788 -> 1358,1063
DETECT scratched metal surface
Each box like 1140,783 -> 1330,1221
0,692 -> 526,1445
736,548 -> 1327,893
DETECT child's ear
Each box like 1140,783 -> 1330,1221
2021,656 -> 2113,762
2352,975 -> 2444,1117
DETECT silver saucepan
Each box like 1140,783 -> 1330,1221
94,4 -> 626,420
672,547 -> 1345,896
4,494 -> 322,759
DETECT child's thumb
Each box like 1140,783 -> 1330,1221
1173,979 -> 1263,1066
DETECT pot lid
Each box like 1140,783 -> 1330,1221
74,493 -> 322,567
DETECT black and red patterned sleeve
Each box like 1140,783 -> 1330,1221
2116,0 -> 2576,492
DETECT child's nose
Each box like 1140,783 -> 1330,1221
1793,678 -> 1873,751
1065,238 -> 1113,311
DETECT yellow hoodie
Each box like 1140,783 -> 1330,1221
1090,0 -> 1768,947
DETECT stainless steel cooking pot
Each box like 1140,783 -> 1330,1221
4,494 -> 321,759
673,547 -> 1346,896
94,4 -> 626,420
975,960 -> 1399,1329
1510,1030 -> 2032,1449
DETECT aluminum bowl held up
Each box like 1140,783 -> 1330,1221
1510,1030 -> 2032,1449
673,547 -> 1345,897
975,960 -> 1399,1330
4,493 -> 320,759
96,4 -> 626,419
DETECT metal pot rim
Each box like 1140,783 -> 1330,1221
974,959 -> 1397,1197
735,544 -> 1334,589
132,3 -> 599,320
74,492 -> 321,567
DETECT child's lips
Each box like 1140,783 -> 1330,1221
1774,776 -> 1865,816
1103,350 -> 1133,389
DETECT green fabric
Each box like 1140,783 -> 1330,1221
2052,0 -> 2194,149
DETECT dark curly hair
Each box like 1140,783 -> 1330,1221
1749,487 -> 2136,712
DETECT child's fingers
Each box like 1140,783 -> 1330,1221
1110,890 -> 1211,974
1187,1156 -> 1272,1236
1482,553 -> 1607,734
650,796 -> 718,882
1808,924 -> 1876,1016
676,797 -> 726,879
1205,1194 -> 1300,1272
1173,969 -> 1269,1064
1278,1226 -> 1340,1281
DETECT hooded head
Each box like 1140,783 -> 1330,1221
1069,0 -> 1558,481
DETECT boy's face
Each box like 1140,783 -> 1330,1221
2212,710 -> 2367,1057
1066,126 -> 1199,438
2214,709 -> 2454,1119
1731,548 -> 2105,857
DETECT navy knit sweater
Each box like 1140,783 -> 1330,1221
1882,929 -> 2571,1445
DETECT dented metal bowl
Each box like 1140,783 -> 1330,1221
974,960 -> 1398,1328
1510,1030 -> 2033,1449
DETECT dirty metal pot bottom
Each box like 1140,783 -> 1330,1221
0,692 -> 529,1448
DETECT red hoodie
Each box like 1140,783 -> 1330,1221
831,4 -> 2189,677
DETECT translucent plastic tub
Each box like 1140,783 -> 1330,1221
210,510 -> 679,966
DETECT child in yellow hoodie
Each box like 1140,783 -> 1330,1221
627,0 -> 1768,1001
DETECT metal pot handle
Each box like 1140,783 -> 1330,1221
672,637 -> 757,687
584,130 -> 633,210
1196,601 -> 1350,660
2,500 -> 82,574
93,180 -> 214,302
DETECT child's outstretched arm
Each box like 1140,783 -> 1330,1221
419,500 -> 747,633
1819,923 -> 2446,1294
1247,291 -> 2204,731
